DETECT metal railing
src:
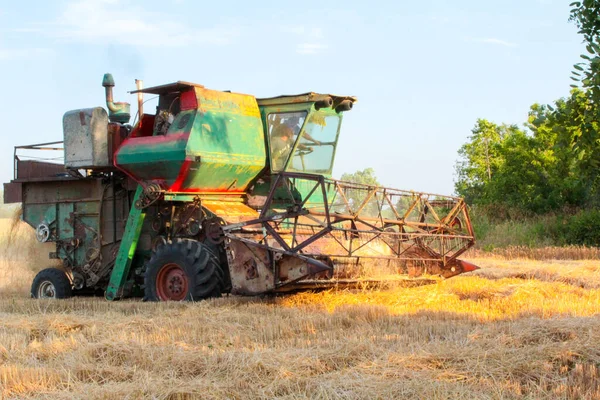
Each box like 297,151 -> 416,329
13,141 -> 64,180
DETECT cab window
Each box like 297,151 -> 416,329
267,112 -> 307,171
288,114 -> 341,174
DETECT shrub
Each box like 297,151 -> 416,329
563,210 -> 600,247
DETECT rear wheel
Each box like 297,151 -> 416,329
31,268 -> 72,299
144,239 -> 224,301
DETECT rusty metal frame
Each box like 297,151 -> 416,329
224,172 -> 476,285
13,141 -> 64,179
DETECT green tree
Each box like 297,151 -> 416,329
566,2 -> 600,172
570,1 -> 600,100
339,168 -> 381,216
526,92 -> 590,208
452,3 -> 600,216
340,168 -> 380,187
455,92 -> 594,214
486,129 -> 556,212
454,119 -> 515,204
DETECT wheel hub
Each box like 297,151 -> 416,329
38,281 -> 56,299
156,263 -> 189,301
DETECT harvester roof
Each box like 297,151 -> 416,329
256,93 -> 357,106
129,81 -> 205,95
130,82 -> 357,107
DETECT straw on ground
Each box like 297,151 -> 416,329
1,219 -> 599,399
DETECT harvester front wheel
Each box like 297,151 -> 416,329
31,268 -> 72,299
144,239 -> 223,301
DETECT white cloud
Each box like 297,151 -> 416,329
0,48 -> 52,60
470,37 -> 518,48
53,0 -> 238,47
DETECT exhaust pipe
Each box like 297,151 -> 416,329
101,73 -> 131,124
135,79 -> 143,126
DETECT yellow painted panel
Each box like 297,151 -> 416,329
202,200 -> 259,224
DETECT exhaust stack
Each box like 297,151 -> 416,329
135,79 -> 143,125
101,73 -> 131,124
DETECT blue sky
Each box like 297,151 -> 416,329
0,0 -> 584,195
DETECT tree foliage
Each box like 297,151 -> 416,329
455,119 -> 516,204
340,168 -> 381,216
340,168 -> 380,187
455,91 -> 593,214
570,1 -> 600,98
567,1 -> 600,169
454,2 -> 600,216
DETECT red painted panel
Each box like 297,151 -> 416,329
180,89 -> 198,110
169,159 -> 191,192
130,114 -> 156,138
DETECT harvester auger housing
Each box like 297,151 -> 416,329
4,74 -> 478,301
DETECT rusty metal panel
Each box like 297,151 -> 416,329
130,81 -> 205,95
107,123 -> 129,164
16,160 -> 66,180
227,240 -> 275,295
63,107 -> 110,168
100,183 -> 130,246
19,178 -> 106,282
22,179 -> 102,204
278,255 -> 313,283
3,182 -> 22,203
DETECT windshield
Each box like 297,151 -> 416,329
267,111 -> 307,172
288,113 -> 341,174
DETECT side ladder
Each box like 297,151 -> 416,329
105,185 -> 146,300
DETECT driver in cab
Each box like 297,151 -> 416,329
271,122 -> 322,171
271,124 -> 295,171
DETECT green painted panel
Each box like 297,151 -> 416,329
23,204 -> 56,229
183,89 -> 266,191
57,203 -> 74,239
105,186 -> 145,301
115,133 -> 188,185
115,88 -> 266,192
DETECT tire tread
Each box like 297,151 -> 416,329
144,239 -> 225,301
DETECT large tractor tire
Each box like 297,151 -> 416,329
144,239 -> 224,301
31,268 -> 72,299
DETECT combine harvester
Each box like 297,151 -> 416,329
4,75 -> 478,301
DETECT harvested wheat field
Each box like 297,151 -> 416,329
1,219 -> 600,399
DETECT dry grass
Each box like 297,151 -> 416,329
0,216 -> 60,296
469,246 -> 600,260
1,216 -> 600,399
468,257 -> 600,290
